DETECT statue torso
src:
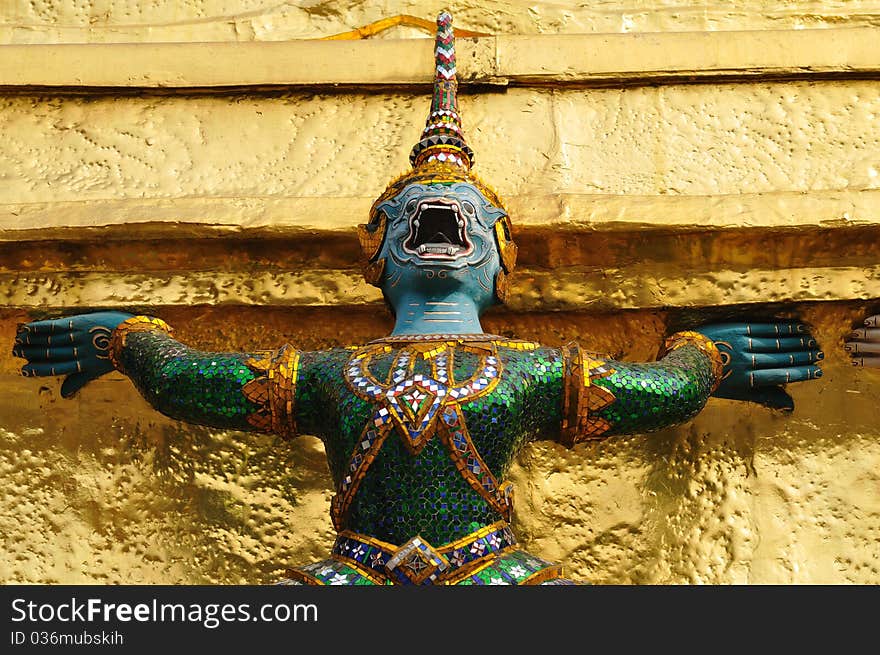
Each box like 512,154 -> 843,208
296,336 -> 563,545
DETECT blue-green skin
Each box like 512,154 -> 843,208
13,181 -> 824,549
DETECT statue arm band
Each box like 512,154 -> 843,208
560,333 -> 722,444
658,331 -> 724,393
559,343 -> 618,447
240,345 -> 301,439
110,316 -> 301,436
109,316 -> 174,373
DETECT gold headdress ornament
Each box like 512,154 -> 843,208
358,10 -> 517,297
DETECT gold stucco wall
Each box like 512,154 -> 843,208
1,1 -> 878,584
5,0 -> 880,42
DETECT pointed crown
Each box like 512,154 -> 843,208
369,10 -> 503,214
408,10 -> 475,171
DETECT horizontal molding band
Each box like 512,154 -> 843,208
0,222 -> 877,274
1,189 -> 878,241
3,191 -> 877,310
1,28 -> 879,90
3,264 -> 878,312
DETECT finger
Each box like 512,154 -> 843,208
864,315 -> 880,328
12,344 -> 81,362
742,322 -> 808,337
844,341 -> 880,355
61,372 -> 94,398
750,366 -> 822,387
851,356 -> 880,368
21,361 -> 82,378
745,336 -> 818,352
14,323 -> 78,346
749,387 -> 794,412
849,327 -> 880,341
749,350 -> 824,369
16,318 -> 76,336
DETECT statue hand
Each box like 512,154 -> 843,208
12,311 -> 134,398
845,314 -> 880,369
694,320 -> 823,411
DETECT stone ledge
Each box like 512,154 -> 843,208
2,190 -> 877,312
1,28 -> 878,90
1,189 -> 877,241
3,264 -> 877,311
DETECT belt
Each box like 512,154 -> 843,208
331,521 -> 517,585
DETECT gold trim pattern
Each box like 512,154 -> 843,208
660,330 -> 725,392
370,161 -> 506,220
318,554 -> 390,586
560,342 -> 617,446
332,520 -> 519,585
494,215 -> 518,273
109,315 -> 173,373
331,423 -> 393,531
280,520 -> 570,585
439,405 -> 513,521
494,269 -> 509,303
242,344 -> 301,438
280,569 -> 324,585
357,211 -> 386,261
521,564 -> 567,585
335,339 -> 513,529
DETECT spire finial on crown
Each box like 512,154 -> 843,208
408,10 -> 474,171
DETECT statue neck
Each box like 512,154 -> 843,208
390,290 -> 485,336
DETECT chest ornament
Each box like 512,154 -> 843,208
332,339 -> 522,531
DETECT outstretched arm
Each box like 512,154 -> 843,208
559,321 -> 823,446
13,312 -> 300,436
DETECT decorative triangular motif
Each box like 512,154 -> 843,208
392,412 -> 440,455
399,384 -> 436,422
344,340 -> 501,455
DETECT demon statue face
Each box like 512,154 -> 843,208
356,12 -> 517,320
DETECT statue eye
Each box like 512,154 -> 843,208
461,201 -> 476,216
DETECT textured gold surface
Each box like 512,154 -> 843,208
1,84 -> 878,204
4,28 -> 879,89
4,1 -> 880,43
2,303 -> 878,584
5,189 -> 880,240
2,263 -> 877,312
0,1 -> 878,585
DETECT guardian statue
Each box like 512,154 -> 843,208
13,12 -> 824,585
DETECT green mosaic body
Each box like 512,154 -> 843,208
120,331 -> 263,431
296,344 -> 564,545
119,332 -> 715,548
596,346 -> 717,435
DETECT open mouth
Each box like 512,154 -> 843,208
403,200 -> 472,259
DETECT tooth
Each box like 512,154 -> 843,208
446,246 -> 455,255
419,245 -> 427,254
413,218 -> 420,227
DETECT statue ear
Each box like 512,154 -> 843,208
493,215 -> 515,303
494,269 -> 509,303
493,215 -> 518,273
358,212 -> 387,261
359,210 -> 388,287
363,258 -> 386,287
